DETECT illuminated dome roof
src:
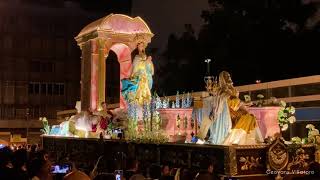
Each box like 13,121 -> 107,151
77,14 -> 153,37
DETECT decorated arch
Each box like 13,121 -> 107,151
75,14 -> 154,111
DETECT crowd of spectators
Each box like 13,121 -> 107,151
91,158 -> 219,180
0,144 -> 51,180
0,143 -> 219,180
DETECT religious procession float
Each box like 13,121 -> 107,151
41,14 -> 320,179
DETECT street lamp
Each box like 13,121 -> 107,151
204,58 -> 211,76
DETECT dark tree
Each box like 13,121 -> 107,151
156,0 -> 320,95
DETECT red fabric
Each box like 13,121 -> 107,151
100,117 -> 108,130
92,124 -> 97,132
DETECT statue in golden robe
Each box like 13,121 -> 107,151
198,71 -> 263,145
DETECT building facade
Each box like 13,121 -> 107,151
0,0 -> 131,144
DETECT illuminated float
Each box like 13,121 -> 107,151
41,14 -> 318,179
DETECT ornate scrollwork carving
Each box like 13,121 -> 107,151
239,156 -> 262,171
316,149 -> 320,163
287,148 -> 310,170
268,138 -> 289,171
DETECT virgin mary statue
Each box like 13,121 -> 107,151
121,42 -> 154,106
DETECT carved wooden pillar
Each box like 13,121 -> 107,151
80,39 -> 100,111
80,41 -> 92,111
90,39 -> 99,111
97,38 -> 107,110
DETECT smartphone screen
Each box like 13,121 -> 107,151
0,144 -> 5,149
114,170 -> 123,180
51,164 -> 71,174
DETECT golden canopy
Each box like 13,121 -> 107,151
75,13 -> 154,45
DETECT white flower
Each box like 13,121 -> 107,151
244,95 -> 251,102
281,124 -> 289,131
309,129 -> 319,137
288,106 -> 295,114
280,100 -> 286,107
288,116 -> 296,124
306,124 -> 315,130
291,137 -> 302,143
257,94 -> 264,99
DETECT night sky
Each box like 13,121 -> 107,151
135,0 -> 320,94
26,0 -> 320,94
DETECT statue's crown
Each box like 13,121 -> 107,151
134,34 -> 148,43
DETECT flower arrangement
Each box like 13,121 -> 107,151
243,94 -> 297,131
155,94 -> 162,109
256,94 -> 265,107
176,91 -> 180,108
290,136 -> 303,144
186,92 -> 192,107
154,91 -> 192,109
162,97 -> 170,108
181,93 -> 187,108
125,95 -> 168,144
290,124 -> 320,150
278,101 -> 296,131
39,117 -> 50,135
243,94 -> 279,107
152,111 -> 161,131
142,102 -> 151,131
127,130 -> 169,144
306,124 -> 320,145
126,102 -> 138,139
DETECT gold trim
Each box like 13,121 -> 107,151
76,14 -> 154,39
225,146 -> 237,176
219,174 -> 269,178
234,144 -> 268,149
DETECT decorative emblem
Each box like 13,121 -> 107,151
268,138 -> 289,171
